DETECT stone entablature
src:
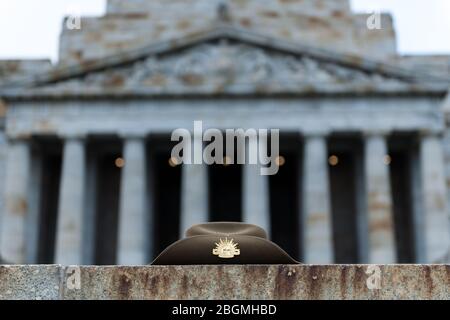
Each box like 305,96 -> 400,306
3,97 -> 445,139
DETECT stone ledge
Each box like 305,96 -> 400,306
0,265 -> 448,300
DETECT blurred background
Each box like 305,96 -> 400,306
0,0 -> 449,266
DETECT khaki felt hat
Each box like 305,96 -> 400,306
151,222 -> 300,265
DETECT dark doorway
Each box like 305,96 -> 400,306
329,152 -> 359,263
208,138 -> 242,222
209,164 -> 242,222
269,145 -> 301,261
37,153 -> 62,264
388,138 -> 417,263
151,138 -> 182,258
93,153 -> 121,265
328,137 -> 361,263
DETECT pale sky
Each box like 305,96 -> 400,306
0,0 -> 449,63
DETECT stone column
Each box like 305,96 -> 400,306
420,133 -> 450,263
0,132 -> 6,244
82,154 -> 98,264
180,164 -> 208,236
0,138 -> 31,264
364,133 -> 396,263
302,134 -> 333,263
354,148 -> 370,263
410,148 -> 426,262
118,136 -> 149,265
242,135 -> 270,235
55,136 -> 86,265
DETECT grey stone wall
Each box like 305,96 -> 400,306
58,0 -> 397,65
56,0 -> 450,79
106,0 -> 352,15
0,265 -> 448,300
4,97 -> 444,139
0,60 -> 51,85
395,55 -> 450,78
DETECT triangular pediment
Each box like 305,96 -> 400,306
2,27 -> 448,97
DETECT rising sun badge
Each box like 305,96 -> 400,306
212,238 -> 240,259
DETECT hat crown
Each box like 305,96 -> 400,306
186,222 -> 267,239
153,222 -> 299,265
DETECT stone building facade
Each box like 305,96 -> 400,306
0,0 -> 449,265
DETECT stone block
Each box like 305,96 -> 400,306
0,265 -> 61,300
57,264 -> 450,300
353,13 -> 397,60
0,60 -> 51,85
59,0 -> 399,65
0,265 -> 448,300
394,55 -> 450,78
106,0 -> 352,16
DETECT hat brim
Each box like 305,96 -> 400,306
151,235 -> 299,265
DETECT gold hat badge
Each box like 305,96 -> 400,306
212,238 -> 240,259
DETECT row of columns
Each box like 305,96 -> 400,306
300,131 -> 449,263
0,135 -> 152,265
1,132 -> 449,264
